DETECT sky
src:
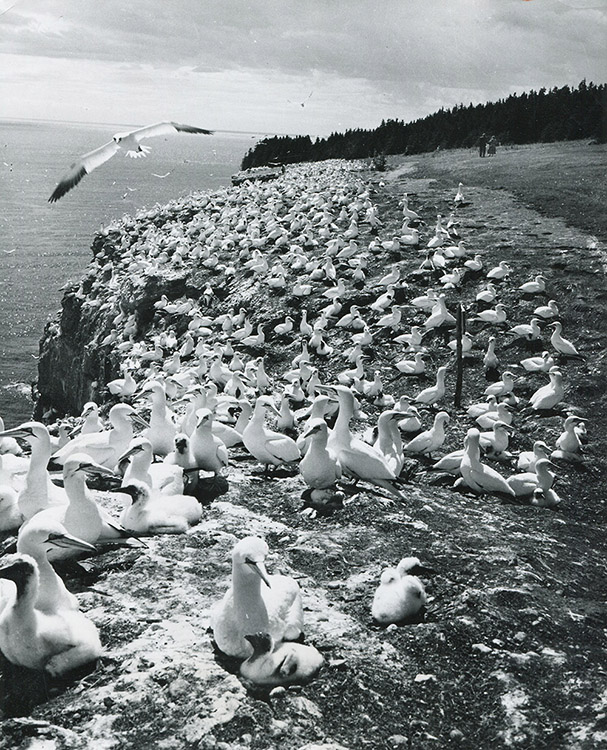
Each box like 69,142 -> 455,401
0,0 -> 605,137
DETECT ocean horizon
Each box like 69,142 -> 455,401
0,119 -> 262,424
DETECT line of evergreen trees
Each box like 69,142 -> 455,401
241,80 -> 606,169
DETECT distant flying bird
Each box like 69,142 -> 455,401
152,171 -> 172,179
48,121 -> 213,203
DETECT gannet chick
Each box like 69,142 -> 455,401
371,557 -> 426,625
17,520 -> 96,613
211,536 -> 304,658
299,419 -> 342,492
529,367 -> 564,411
117,481 -> 201,534
403,411 -> 449,456
458,429 -> 515,496
531,486 -> 561,508
190,408 -> 229,474
549,322 -> 580,357
242,396 -> 300,473
0,554 -> 102,675
239,632 -> 323,688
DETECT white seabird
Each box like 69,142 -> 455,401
49,121 -> 213,202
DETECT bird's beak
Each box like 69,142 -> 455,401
246,559 -> 271,588
0,426 -> 31,439
80,460 -> 118,478
129,412 -> 149,429
117,444 -> 143,464
45,531 -> 96,552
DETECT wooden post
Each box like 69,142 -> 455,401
454,304 -> 464,408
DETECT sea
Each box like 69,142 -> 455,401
0,119 -> 263,425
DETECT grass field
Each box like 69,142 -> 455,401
389,141 -> 607,241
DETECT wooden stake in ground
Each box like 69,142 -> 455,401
455,304 -> 465,408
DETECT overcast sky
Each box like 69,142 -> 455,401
1,0 -> 605,136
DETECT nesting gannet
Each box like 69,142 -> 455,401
508,318 -> 542,341
0,486 -> 21,532
395,352 -> 426,375
318,385 -> 404,499
486,261 -> 511,280
49,122 -> 213,202
518,275 -> 546,295
211,536 -> 304,658
17,519 -> 96,613
517,440 -> 551,472
242,397 -> 300,472
414,366 -> 448,406
476,283 -> 497,305
190,408 -> 229,474
118,437 -> 184,494
506,458 -> 556,497
107,370 -> 137,398
22,454 -> 131,558
79,402 -> 104,434
371,557 -> 427,625
0,421 -> 67,520
403,411 -> 450,456
424,296 -> 456,329
411,289 -> 438,311
478,421 -> 513,456
431,448 -> 465,475
549,322 -> 580,357
520,351 -> 555,373
0,554 -> 102,674
52,404 -> 146,470
484,371 -> 516,398
239,632 -> 323,688
529,367 -> 564,411
0,417 -> 22,456
117,480 -> 201,534
459,429 -> 515,496
299,419 -> 342,492
475,402 -> 513,430
531,486 -> 561,508
467,395 -> 498,419
474,303 -> 508,325
534,299 -> 559,320
551,415 -> 586,461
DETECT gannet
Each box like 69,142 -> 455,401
529,367 -> 564,411
424,296 -> 456,329
414,366 -> 448,406
0,417 -> 22,455
107,370 -> 137,398
117,480 -> 201,534
520,351 -> 555,373
476,283 -> 497,304
371,557 -> 427,625
0,486 -> 21,532
118,437 -> 184,494
52,404 -> 146,470
242,397 -> 300,472
190,408 -> 229,474
506,458 -> 556,497
403,411 -> 449,456
239,632 -> 324,688
478,421 -> 513,456
0,421 -> 67,520
486,261 -> 511,280
549,322 -> 579,357
518,275 -> 546,295
551,415 -> 586,462
0,554 -> 102,674
318,385 -> 404,499
474,303 -> 508,325
49,121 -> 213,202
483,337 -> 499,371
531,486 -> 561,508
454,182 -> 465,204
141,380 -> 178,457
484,371 -> 516,398
395,352 -> 426,375
394,326 -> 425,350
79,402 -> 104,434
533,300 -> 559,320
517,440 -> 551,472
211,536 -> 304,658
397,404 -> 422,433
508,318 -> 542,341
299,419 -> 342,492
411,289 -> 438,311
447,332 -> 474,357
22,454 -> 133,559
475,402 -> 513,430
373,410 -> 409,474
17,519 -> 96,613
459,428 -> 515,496
431,449 -> 465,475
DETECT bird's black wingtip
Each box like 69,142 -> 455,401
48,166 -> 87,204
171,122 -> 214,136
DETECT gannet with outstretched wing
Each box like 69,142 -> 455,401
48,121 -> 213,202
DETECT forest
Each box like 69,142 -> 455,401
241,80 -> 606,169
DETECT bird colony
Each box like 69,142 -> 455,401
0,159 -> 589,705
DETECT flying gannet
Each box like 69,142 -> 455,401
48,121 -> 213,202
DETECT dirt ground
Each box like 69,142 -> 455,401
1,143 -> 607,750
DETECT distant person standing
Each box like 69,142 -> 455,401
478,132 -> 487,158
487,136 -> 497,156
